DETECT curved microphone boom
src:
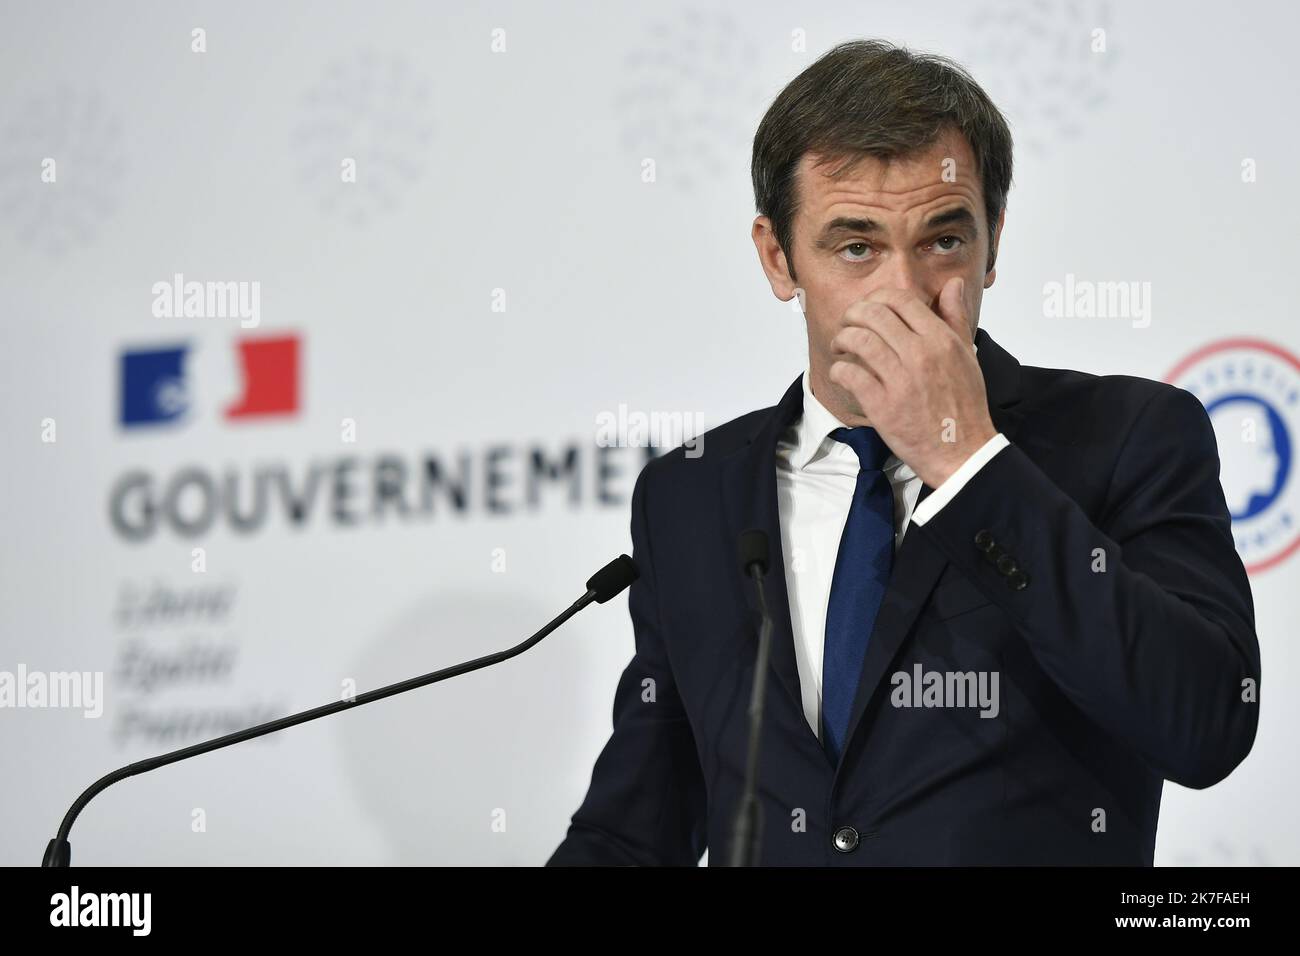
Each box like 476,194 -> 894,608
41,554 -> 639,867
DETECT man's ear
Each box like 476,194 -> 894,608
751,216 -> 798,301
984,206 -> 1005,289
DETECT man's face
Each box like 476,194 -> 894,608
753,128 -> 1004,421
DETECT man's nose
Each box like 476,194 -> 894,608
873,253 -> 936,303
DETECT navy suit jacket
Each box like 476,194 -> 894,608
548,328 -> 1260,866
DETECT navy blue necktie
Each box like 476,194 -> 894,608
821,426 -> 895,765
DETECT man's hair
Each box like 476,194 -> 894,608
751,39 -> 1013,279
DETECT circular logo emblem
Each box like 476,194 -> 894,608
1166,339 -> 1300,574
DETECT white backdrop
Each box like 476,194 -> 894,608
1,0 -> 1296,866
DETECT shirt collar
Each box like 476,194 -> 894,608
789,342 -> 977,476
787,369 -> 850,472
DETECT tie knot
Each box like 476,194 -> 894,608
830,426 -> 891,472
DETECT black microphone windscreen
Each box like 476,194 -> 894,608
738,529 -> 769,575
587,554 -> 639,603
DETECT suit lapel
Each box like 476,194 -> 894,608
720,375 -> 808,736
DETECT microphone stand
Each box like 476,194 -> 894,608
729,538 -> 774,867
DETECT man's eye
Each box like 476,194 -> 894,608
839,242 -> 872,262
932,235 -> 964,254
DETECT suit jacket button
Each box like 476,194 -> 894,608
832,826 -> 859,853
974,529 -> 995,552
996,554 -> 1019,576
1007,569 -> 1029,591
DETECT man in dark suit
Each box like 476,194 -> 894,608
548,40 -> 1259,866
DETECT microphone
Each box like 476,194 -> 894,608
585,553 -> 638,603
41,554 -> 639,867
729,529 -> 773,867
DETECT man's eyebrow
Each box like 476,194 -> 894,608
923,207 -> 977,231
814,217 -> 881,249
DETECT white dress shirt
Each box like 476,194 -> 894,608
774,358 -> 1009,743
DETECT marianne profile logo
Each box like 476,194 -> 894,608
119,333 -> 300,428
1166,339 -> 1300,574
